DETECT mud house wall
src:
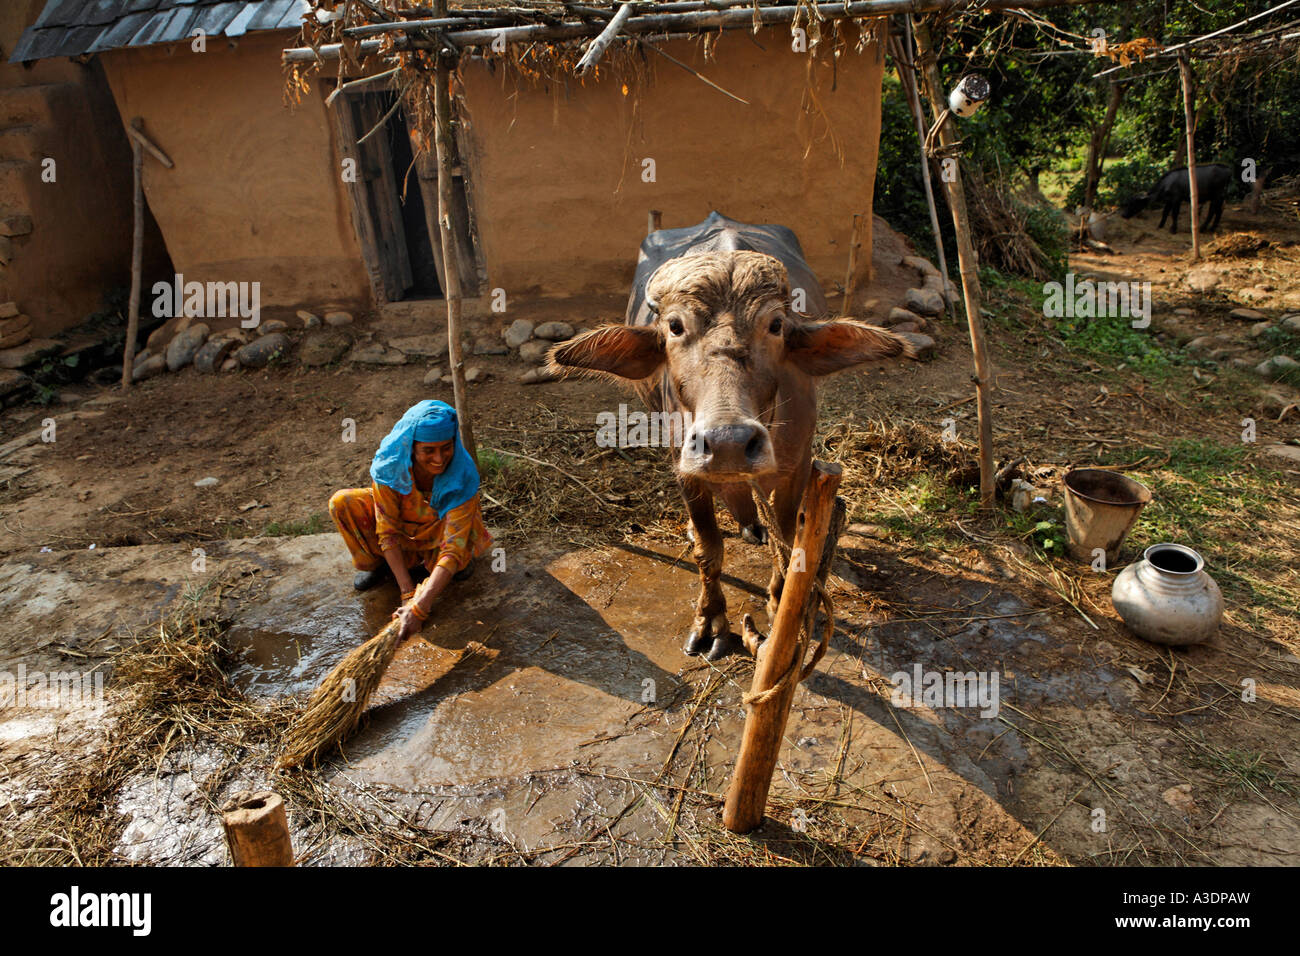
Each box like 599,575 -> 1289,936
458,22 -> 886,307
0,0 -> 152,336
99,31 -> 370,317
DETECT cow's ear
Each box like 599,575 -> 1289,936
786,319 -> 915,376
547,325 -> 666,382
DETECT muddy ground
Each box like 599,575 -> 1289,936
1,205 -> 1298,866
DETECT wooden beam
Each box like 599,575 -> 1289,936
433,0 -> 479,464
912,17 -> 995,509
125,122 -> 173,169
723,460 -> 843,834
576,2 -> 636,75
120,120 -> 145,391
283,0 -> 1120,63
1178,52 -> 1201,259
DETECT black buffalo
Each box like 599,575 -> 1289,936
1121,163 -> 1233,234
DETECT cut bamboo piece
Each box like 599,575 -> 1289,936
723,460 -> 842,834
120,119 -> 145,391
1178,53 -> 1201,259
222,791 -> 294,866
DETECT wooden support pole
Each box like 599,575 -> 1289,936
893,25 -> 952,313
842,212 -> 863,314
120,119 -> 145,391
1178,52 -> 1201,259
576,1 -> 636,75
433,0 -> 478,464
647,208 -> 662,235
912,18 -> 995,509
221,791 -> 294,866
723,460 -> 842,834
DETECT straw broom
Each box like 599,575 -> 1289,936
275,619 -> 405,771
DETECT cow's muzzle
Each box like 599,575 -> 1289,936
680,419 -> 776,478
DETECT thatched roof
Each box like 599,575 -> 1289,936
9,0 -> 312,63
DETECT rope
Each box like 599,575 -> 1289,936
741,480 -> 837,708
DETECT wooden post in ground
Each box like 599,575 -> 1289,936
433,0 -> 478,463
841,213 -> 863,314
120,119 -> 173,391
121,120 -> 144,390
893,25 -> 952,313
723,460 -> 842,834
222,791 -> 294,866
647,209 -> 662,235
1178,52 -> 1201,260
912,17 -> 995,509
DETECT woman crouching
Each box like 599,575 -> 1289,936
328,400 -> 492,638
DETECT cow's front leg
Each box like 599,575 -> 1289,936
680,478 -> 729,660
764,465 -> 808,627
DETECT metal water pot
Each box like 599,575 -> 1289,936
1111,543 -> 1223,646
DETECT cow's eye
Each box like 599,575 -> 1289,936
667,317 -> 685,336
768,317 -> 783,335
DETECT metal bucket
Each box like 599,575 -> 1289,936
1062,468 -> 1152,565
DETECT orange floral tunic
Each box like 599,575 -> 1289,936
329,481 -> 493,575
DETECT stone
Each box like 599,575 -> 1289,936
534,321 -> 575,341
298,330 -> 350,367
324,311 -> 354,326
0,368 -> 28,398
903,287 -> 944,316
0,338 -> 61,370
0,302 -> 17,320
520,367 -> 558,385
1282,314 -> 1300,334
465,366 -> 485,383
1174,308 -> 1195,316
390,334 -> 450,359
193,336 -> 239,374
1185,336 -> 1216,353
0,317 -> 30,349
1229,307 -> 1267,321
209,328 -> 251,346
0,237 -> 12,265
503,319 -> 534,348
237,333 -> 291,369
891,321 -> 921,334
901,255 -> 940,278
886,307 -> 924,328
1250,321 -> 1275,338
194,477 -> 220,488
1162,784 -> 1197,816
922,273 -> 958,303
132,354 -> 166,381
1264,444 -> 1300,463
472,338 -> 508,356
260,319 -> 289,334
518,339 -> 551,364
1254,355 -> 1300,380
221,358 -> 239,372
897,332 -> 936,359
297,310 -> 321,328
423,366 -> 445,385
165,322 -> 209,371
347,342 -> 406,365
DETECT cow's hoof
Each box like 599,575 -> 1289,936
741,613 -> 767,656
741,523 -> 767,546
704,635 -> 732,662
684,612 -> 727,656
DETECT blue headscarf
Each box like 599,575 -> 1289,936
369,400 -> 479,517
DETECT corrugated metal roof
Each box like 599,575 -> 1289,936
10,0 -> 310,63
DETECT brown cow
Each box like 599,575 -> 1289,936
548,249 -> 913,661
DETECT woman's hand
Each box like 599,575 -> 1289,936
391,603 -> 423,640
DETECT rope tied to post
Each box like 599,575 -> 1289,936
742,480 -> 839,708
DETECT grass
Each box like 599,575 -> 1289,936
264,513 -> 327,536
